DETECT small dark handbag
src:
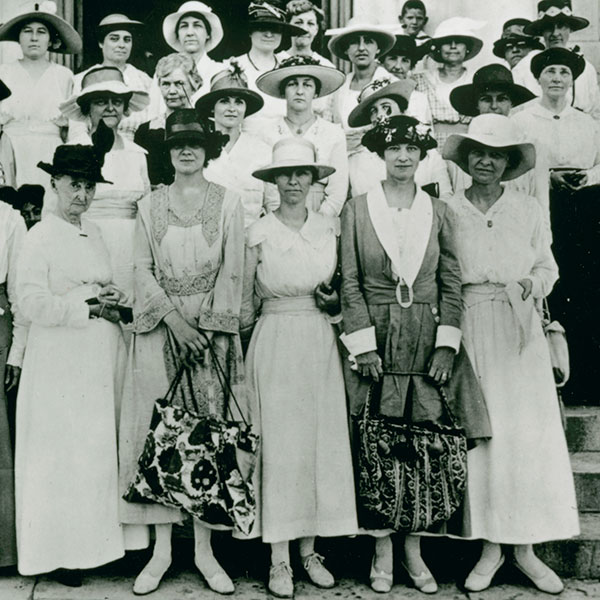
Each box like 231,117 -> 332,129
355,371 -> 467,532
124,340 -> 259,535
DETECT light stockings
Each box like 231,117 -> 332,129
142,523 -> 173,575
403,534 -> 431,575
373,535 -> 393,573
193,520 -> 229,579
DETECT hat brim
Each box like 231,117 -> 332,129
327,26 -> 395,60
256,64 -> 345,99
162,8 -> 224,53
248,19 -> 307,37
0,79 -> 10,101
60,81 -> 150,121
449,81 -> 537,117
194,87 -> 264,118
420,35 -> 483,62
524,15 -> 589,36
253,159 -> 335,183
37,161 -> 112,184
442,133 -> 536,181
530,50 -> 586,81
0,12 -> 82,54
97,21 -> 144,40
347,80 -> 416,128
492,35 -> 544,58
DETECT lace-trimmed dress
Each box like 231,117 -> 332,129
119,183 -> 250,532
239,212 -> 358,543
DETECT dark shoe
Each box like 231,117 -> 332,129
50,569 -> 83,587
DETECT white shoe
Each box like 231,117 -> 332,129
133,554 -> 171,596
464,554 -> 505,592
514,557 -> 564,594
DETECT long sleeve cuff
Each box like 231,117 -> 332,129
7,340 -> 25,368
340,326 -> 377,356
435,325 -> 462,353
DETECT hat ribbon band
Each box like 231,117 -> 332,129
248,2 -> 285,20
539,6 -> 573,19
170,123 -> 206,134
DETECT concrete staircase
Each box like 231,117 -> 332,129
537,406 -> 600,578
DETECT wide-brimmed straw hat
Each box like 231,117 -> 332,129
195,61 -> 264,118
524,1 -> 589,37
252,137 -> 335,182
247,2 -> 307,36
97,14 -> 144,40
38,144 -> 112,184
443,114 -> 535,181
420,17 -> 484,62
256,55 -> 344,99
450,64 -> 536,117
0,78 -> 10,102
348,78 -> 416,127
530,46 -> 586,80
163,1 -> 224,53
361,115 -> 437,158
326,17 -> 395,60
60,66 -> 150,122
0,1 -> 82,54
493,32 -> 544,59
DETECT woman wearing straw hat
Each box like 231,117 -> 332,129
413,17 -> 484,149
255,55 -> 347,216
346,77 -> 451,198
15,142 -> 127,585
0,1 -> 81,190
135,53 -> 202,187
443,113 -> 579,594
341,115 -> 490,594
241,137 -> 357,598
60,66 -> 150,305
511,47 -> 600,407
69,14 -> 151,142
196,62 -> 278,227
119,109 -> 248,596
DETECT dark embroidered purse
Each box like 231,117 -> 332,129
355,371 -> 467,532
124,341 -> 259,535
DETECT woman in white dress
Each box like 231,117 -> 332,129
119,110 -> 249,596
0,4 -> 81,190
442,114 -> 579,594
60,66 -> 150,303
255,56 -> 348,216
347,77 -> 452,198
195,62 -> 278,227
14,143 -> 127,585
241,138 -> 357,598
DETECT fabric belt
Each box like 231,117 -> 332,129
261,295 -> 320,314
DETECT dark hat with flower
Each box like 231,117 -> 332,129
247,1 -> 307,36
361,115 -> 437,158
524,1 -> 589,36
530,46 -> 585,80
195,61 -> 264,118
164,108 -> 228,152
38,145 -> 112,184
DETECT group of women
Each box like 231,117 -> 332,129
0,0 -> 590,598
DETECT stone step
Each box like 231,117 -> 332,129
571,452 -> 600,512
565,406 -> 600,452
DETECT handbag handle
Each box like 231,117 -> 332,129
364,370 -> 460,429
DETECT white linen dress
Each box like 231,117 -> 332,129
240,212 -> 358,543
447,190 -> 579,543
14,214 -> 126,575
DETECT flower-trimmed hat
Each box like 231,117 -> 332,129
252,137 -> 335,183
443,114 -> 536,181
97,14 -> 144,41
493,32 -> 544,60
0,1 -> 82,54
530,47 -> 585,80
195,61 -> 264,118
247,2 -> 307,36
38,144 -> 112,184
524,1 -> 589,37
0,78 -> 10,102
163,2 -> 224,53
419,17 -> 484,62
256,55 -> 345,99
361,115 -> 437,159
60,66 -> 150,122
347,78 -> 416,128
450,64 -> 536,117
326,17 -> 395,60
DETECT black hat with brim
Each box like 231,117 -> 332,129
97,14 -> 144,41
524,0 -> 589,37
164,108 -> 229,150
493,33 -> 544,59
38,145 -> 112,184
530,47 -> 585,80
361,115 -> 437,158
380,34 -> 418,64
0,79 -> 11,102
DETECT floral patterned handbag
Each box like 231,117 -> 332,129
123,341 -> 259,535
355,371 -> 467,532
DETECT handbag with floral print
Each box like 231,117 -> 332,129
124,341 -> 259,535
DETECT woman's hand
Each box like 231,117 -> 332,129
551,169 -> 587,191
355,350 -> 383,381
4,364 -> 21,392
89,304 -> 121,323
314,282 -> 340,316
428,347 -> 455,385
163,311 -> 208,364
97,284 -> 124,307
518,278 -> 533,300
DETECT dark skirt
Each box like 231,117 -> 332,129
548,185 -> 600,405
0,284 -> 17,566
